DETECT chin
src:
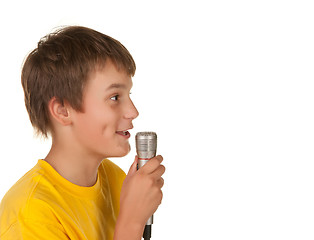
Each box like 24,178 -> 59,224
109,144 -> 131,158
119,145 -> 131,157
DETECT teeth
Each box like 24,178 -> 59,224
117,130 -> 129,136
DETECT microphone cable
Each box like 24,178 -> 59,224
143,225 -> 151,240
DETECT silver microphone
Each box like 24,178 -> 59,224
135,131 -> 157,227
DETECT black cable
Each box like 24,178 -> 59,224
143,225 -> 151,240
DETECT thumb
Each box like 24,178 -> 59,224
127,156 -> 138,176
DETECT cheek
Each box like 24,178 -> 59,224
81,106 -> 120,137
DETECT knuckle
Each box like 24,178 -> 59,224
155,185 -> 163,194
147,177 -> 155,187
160,178 -> 165,187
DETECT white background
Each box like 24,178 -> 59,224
0,0 -> 314,239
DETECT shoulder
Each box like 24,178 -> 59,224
0,161 -> 48,216
0,161 -> 60,236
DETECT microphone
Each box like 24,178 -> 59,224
135,132 -> 157,240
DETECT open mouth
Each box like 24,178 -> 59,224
116,130 -> 131,138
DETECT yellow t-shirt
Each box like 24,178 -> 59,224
0,159 -> 126,239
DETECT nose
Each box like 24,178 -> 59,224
125,99 -> 139,120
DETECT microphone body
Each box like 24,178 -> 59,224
135,132 -> 157,227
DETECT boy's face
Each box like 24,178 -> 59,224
70,60 -> 139,159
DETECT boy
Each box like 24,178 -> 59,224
0,26 -> 165,240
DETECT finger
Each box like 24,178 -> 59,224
156,177 -> 164,188
151,164 -> 166,179
155,155 -> 163,163
139,155 -> 163,174
127,156 -> 138,176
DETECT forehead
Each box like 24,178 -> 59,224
85,60 -> 133,92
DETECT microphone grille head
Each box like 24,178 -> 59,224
135,132 -> 157,158
135,131 -> 157,140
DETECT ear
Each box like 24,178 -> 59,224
48,97 -> 72,126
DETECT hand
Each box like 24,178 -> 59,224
117,155 -> 165,233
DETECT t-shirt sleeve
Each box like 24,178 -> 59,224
1,220 -> 70,240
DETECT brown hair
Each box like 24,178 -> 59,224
21,26 -> 136,138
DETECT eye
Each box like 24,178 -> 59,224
110,95 -> 119,101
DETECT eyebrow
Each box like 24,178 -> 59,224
106,83 -> 127,91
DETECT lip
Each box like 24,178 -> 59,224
116,127 -> 133,139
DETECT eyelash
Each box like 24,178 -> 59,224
110,92 -> 132,102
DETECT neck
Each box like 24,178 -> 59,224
45,138 -> 103,187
